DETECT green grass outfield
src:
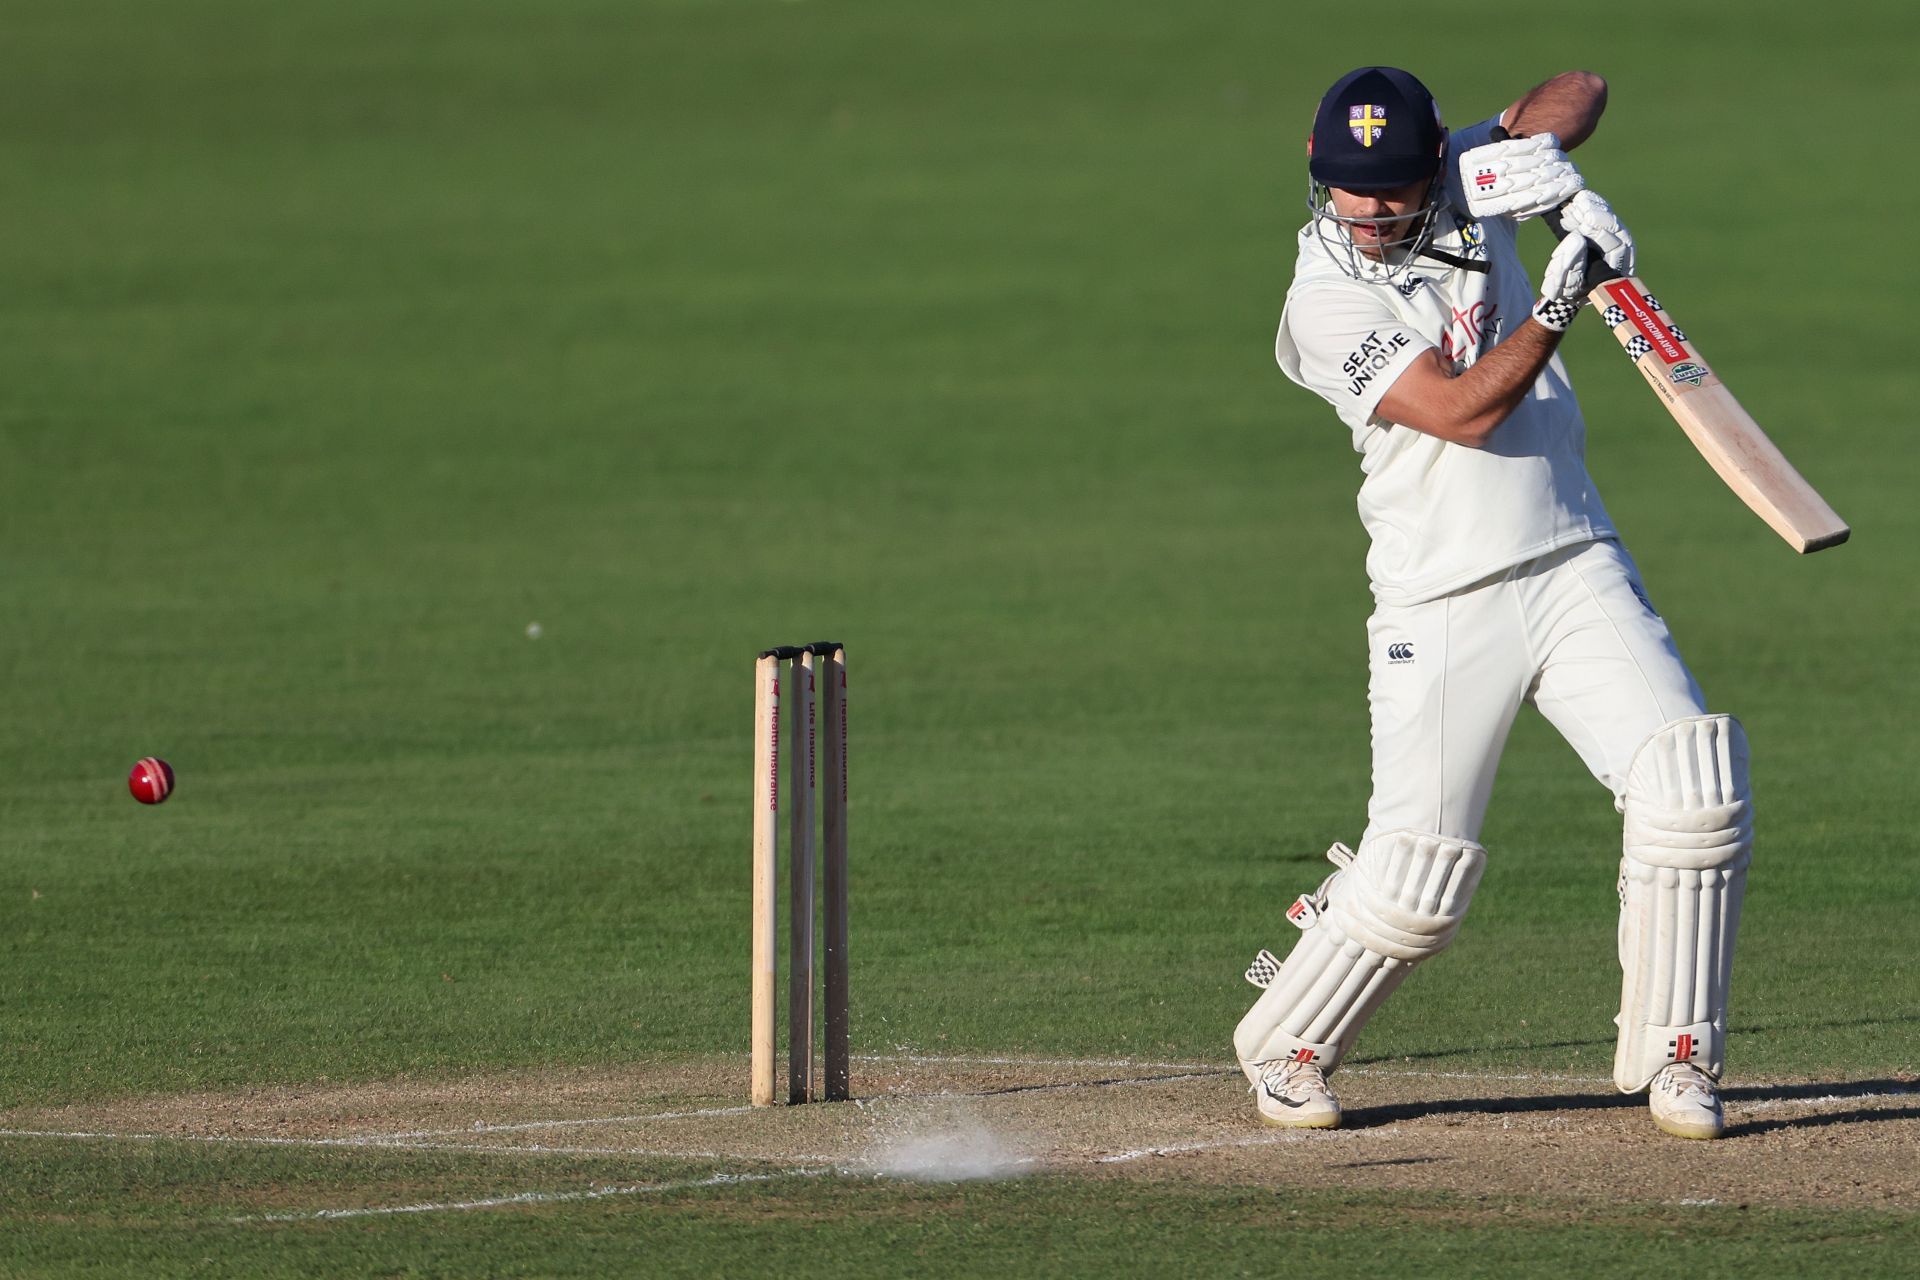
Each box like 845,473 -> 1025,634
2,0 -> 1916,1272
8,1142 -> 1918,1280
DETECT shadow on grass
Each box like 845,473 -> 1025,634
1721,1078 -> 1920,1137
1721,1078 -> 1920,1104
1727,1105 -> 1920,1138
1340,1077 -> 1919,1133
1340,1090 -> 1635,1129
1362,1013 -> 1920,1069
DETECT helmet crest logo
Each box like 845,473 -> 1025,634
1348,104 -> 1387,147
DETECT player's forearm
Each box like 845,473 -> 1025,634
1501,71 -> 1608,150
1439,320 -> 1566,443
1379,321 -> 1564,447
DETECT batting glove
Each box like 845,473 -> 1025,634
1460,132 -> 1584,221
1534,191 -> 1637,331
1557,189 -> 1635,276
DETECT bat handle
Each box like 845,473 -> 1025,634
1487,124 -> 1620,291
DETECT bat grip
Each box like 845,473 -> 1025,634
1488,124 -> 1620,291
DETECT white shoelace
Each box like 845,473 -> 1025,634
1254,1059 -> 1325,1099
1655,1064 -> 1716,1102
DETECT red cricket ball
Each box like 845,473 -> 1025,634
129,757 -> 176,805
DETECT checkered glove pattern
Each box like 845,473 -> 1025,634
1532,295 -> 1586,333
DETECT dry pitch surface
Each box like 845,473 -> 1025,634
4,1055 -> 1916,1221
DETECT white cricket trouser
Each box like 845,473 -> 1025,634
1364,537 -> 1705,843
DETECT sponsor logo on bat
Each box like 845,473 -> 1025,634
1601,280 -> 1687,365
1669,361 -> 1710,387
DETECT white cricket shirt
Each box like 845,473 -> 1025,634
1276,116 -> 1616,606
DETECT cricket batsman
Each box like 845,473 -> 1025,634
1233,67 -> 1750,1140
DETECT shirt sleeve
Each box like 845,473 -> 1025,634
1278,282 -> 1434,433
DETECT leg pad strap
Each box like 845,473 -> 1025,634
1235,830 -> 1485,1076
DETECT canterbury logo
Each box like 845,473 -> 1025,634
1386,643 -> 1414,662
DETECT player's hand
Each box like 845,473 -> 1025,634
1460,132 -> 1583,221
1557,189 -> 1635,276
1535,231 -> 1600,329
1533,192 -> 1635,331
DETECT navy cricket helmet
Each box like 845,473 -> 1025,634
1308,67 -> 1446,191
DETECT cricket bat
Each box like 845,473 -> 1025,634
1492,129 -> 1850,553
1577,270 -> 1849,553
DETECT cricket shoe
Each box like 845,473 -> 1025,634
1248,1058 -> 1341,1129
1648,1062 -> 1725,1140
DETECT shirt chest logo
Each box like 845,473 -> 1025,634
1438,300 -> 1501,366
1450,213 -> 1488,260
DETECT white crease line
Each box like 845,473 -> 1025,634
366,1103 -> 756,1141
372,1066 -> 1236,1143
351,1138 -> 835,1162
1345,1066 -> 1615,1086
1096,1126 -> 1397,1164
14,1059 -> 1896,1168
864,1053 -> 1616,1087
354,1056 -> 1232,1140
861,1069 -> 1230,1104
858,1053 -> 1219,1072
236,1167 -> 833,1223
1735,1086 -> 1920,1114
0,1127 -> 829,1163
999,1069 -> 1229,1094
